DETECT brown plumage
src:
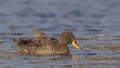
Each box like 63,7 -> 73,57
12,29 -> 80,55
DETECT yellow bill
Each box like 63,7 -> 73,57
72,40 -> 80,49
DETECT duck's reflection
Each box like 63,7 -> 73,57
71,54 -> 82,68
46,54 -> 82,68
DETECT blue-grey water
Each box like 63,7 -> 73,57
0,0 -> 120,68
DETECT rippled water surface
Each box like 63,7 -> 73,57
0,0 -> 120,68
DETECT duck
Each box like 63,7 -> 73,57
12,29 -> 80,55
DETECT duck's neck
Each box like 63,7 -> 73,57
58,40 -> 68,46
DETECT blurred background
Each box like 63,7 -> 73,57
0,0 -> 120,68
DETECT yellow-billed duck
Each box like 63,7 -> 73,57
12,29 -> 80,55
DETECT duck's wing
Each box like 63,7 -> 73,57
32,29 -> 48,38
32,29 -> 59,43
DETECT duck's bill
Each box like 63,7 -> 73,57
72,40 -> 80,49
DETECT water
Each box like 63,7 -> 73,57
0,0 -> 120,68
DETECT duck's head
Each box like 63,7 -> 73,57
59,31 -> 81,49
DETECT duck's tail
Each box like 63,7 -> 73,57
12,38 -> 19,44
12,38 -> 32,54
